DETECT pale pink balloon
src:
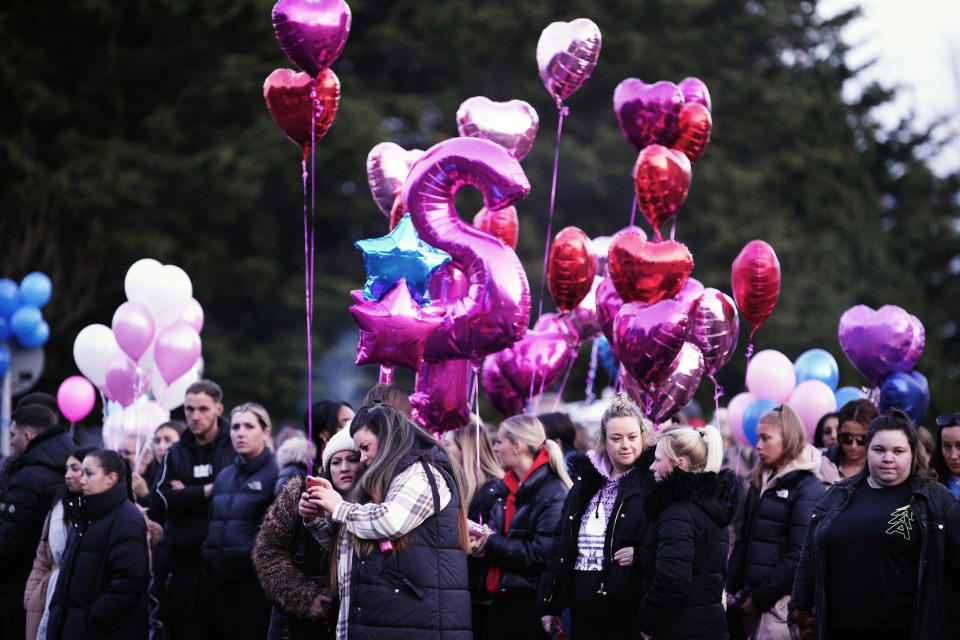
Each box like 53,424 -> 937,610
745,349 -> 796,402
788,380 -> 838,441
456,96 -> 539,161
57,376 -> 97,423
726,391 -> 757,448
180,298 -> 204,333
155,322 -> 202,384
105,354 -> 149,408
112,301 -> 156,361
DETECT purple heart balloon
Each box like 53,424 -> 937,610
613,78 -> 684,152
678,77 -> 712,112
272,0 -> 352,78
838,304 -> 924,386
496,328 -> 578,398
482,354 -> 526,418
689,288 -> 739,376
646,341 -> 705,423
614,299 -> 689,388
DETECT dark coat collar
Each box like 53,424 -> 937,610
81,481 -> 131,521
645,468 -> 741,527
180,416 -> 232,450
235,447 -> 274,475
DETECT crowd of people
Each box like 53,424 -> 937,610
2,379 -> 960,640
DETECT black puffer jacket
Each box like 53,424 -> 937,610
726,457 -> 824,611
0,426 -> 74,603
47,482 -> 150,640
467,477 -> 503,597
538,447 -> 656,614
155,417 -> 234,565
483,463 -> 569,595
202,448 -> 278,581
637,469 -> 741,640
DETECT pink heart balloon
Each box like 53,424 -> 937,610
688,288 -> 739,377
678,77 -> 712,111
482,354 -> 525,418
614,299 -> 689,388
272,0 -> 352,77
536,18 -> 602,107
645,341 -> 705,423
674,277 -> 705,313
367,142 -> 425,218
495,328 -> 578,400
614,79 -> 684,152
457,96 -> 539,161
596,277 -> 624,345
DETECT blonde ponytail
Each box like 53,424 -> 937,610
544,439 -> 573,488
657,424 -> 724,473
499,414 -> 573,488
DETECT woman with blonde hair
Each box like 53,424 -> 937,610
538,394 -> 657,638
470,415 -> 571,640
726,405 -> 827,639
637,424 -> 740,640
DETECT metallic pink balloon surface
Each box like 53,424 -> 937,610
596,277 -> 624,345
105,354 -> 149,408
619,365 -> 649,413
614,79 -> 684,152
567,276 -> 603,343
495,328 -> 578,399
112,301 -> 156,362
482,354 -> 525,418
678,77 -> 712,111
632,145 -> 692,238
590,235 -> 613,277
402,137 -> 531,361
272,0 -> 351,77
536,18 -> 602,106
350,280 -> 445,372
533,312 -> 580,345
689,288 -> 739,376
457,97 -> 539,161
674,277 -> 704,313
410,358 -> 471,432
366,143 -> 425,218
838,304 -> 925,386
154,321 -> 202,385
614,299 -> 689,388
646,341 -> 705,423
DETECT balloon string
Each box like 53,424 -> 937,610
533,372 -> 549,415
629,194 -> 637,228
552,354 -> 578,412
710,374 -> 723,419
585,339 -> 599,405
670,219 -> 677,241
537,105 -> 569,321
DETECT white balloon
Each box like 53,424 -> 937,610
150,358 -> 202,411
125,259 -> 163,305
73,324 -> 123,388
147,265 -> 193,327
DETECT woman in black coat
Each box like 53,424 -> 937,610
726,405 -> 826,640
638,424 -> 741,640
538,394 -> 656,639
470,414 -> 572,640
46,448 -> 150,640
201,402 -> 279,640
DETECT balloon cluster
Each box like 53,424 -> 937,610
0,273 -> 53,377
72,259 -> 204,413
838,304 -> 928,422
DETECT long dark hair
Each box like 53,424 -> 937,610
929,425 -> 957,486
348,405 -> 469,553
56,446 -> 98,524
813,412 -> 838,448
85,448 -> 134,500
867,410 -> 935,486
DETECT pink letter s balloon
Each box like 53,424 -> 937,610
731,240 -> 780,337
402,137 -> 531,361
57,376 -> 96,423
272,0 -> 351,78
154,322 -> 202,384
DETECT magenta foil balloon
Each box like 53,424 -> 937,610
614,299 -> 689,388
536,18 -> 602,107
838,304 -> 925,385
402,137 -> 531,361
350,280 -> 444,372
112,301 -> 156,361
674,277 -> 705,313
596,277 -> 624,345
154,321 -> 202,385
496,328 -> 578,398
646,341 -> 705,423
689,288 -> 739,376
482,354 -> 525,418
619,365 -> 650,412
567,276 -> 603,343
104,354 -> 149,408
410,358 -> 471,432
272,0 -> 351,78
678,77 -> 712,111
613,79 -> 684,152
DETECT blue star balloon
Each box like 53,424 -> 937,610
355,215 -> 451,306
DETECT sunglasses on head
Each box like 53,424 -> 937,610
838,433 -> 867,446
936,414 -> 960,428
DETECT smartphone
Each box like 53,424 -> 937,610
467,520 -> 485,538
306,476 -> 323,491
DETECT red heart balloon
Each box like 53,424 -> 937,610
263,68 -> 340,150
632,145 -> 692,239
547,226 -> 597,313
731,239 -> 780,332
472,205 -> 519,248
608,233 -> 694,304
670,102 -> 712,165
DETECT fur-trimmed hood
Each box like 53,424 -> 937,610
645,469 -> 741,528
276,435 -> 312,470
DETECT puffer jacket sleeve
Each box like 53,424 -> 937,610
726,486 -> 756,596
751,474 -> 823,612
788,507 -> 820,619
88,512 -> 149,627
0,476 -> 48,572
252,477 -> 328,618
484,486 -> 564,572
637,504 -> 696,634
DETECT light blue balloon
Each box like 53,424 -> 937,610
794,348 -> 839,391
10,305 -> 42,339
596,336 -> 618,378
743,398 -> 779,447
0,343 -> 9,377
18,320 -> 49,349
0,279 -> 19,318
835,386 -> 865,409
19,272 -> 52,308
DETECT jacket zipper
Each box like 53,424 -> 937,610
598,501 -> 625,597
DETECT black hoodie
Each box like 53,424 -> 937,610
637,469 -> 741,640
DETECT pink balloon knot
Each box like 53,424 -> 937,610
559,105 -> 570,117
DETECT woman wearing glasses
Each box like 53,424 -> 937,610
930,413 -> 960,499
823,400 -> 879,480
789,410 -> 960,640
